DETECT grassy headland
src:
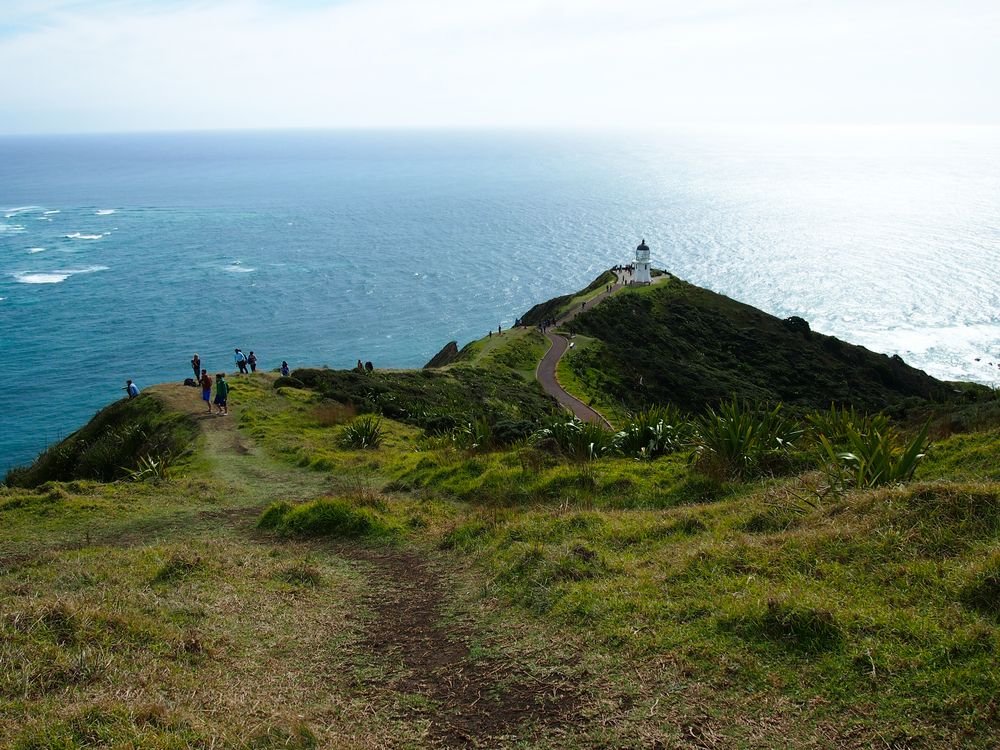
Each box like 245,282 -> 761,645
3,273 -> 999,748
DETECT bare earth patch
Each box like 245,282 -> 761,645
353,547 -> 580,748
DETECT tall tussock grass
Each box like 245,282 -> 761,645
691,400 -> 802,479
818,420 -> 930,489
339,415 -> 384,450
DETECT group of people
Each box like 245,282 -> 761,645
234,348 -> 257,373
186,351 -> 291,416
188,355 -> 229,414
355,359 -> 375,373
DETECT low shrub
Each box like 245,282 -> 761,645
616,405 -> 694,459
532,418 -> 618,460
692,399 -> 802,479
818,420 -> 929,489
257,498 -> 396,539
339,415 -> 384,450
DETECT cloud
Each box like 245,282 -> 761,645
0,0 -> 998,133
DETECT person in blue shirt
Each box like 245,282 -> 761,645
280,361 -> 290,377
234,348 -> 248,374
124,379 -> 140,399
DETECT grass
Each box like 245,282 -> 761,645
519,271 -> 617,326
4,394 -> 197,487
5,349 -> 1000,745
257,497 -> 398,539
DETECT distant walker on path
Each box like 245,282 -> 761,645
234,348 -> 248,374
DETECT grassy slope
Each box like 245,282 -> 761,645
6,271 -> 1000,747
567,278 -> 956,415
520,271 -> 617,326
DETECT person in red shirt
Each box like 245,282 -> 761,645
199,369 -> 213,413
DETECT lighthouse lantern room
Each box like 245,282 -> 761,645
634,238 -> 651,284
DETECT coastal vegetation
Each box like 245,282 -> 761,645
3,274 -> 999,748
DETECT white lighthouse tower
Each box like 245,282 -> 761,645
634,238 -> 652,284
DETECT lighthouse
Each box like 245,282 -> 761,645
634,238 -> 651,284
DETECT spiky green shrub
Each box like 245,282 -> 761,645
452,417 -> 495,452
818,420 -> 929,489
692,399 -> 802,479
616,405 -> 694,459
532,418 -> 617,461
806,404 -> 889,446
339,415 -> 384,449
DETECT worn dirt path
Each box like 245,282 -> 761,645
154,378 -> 582,748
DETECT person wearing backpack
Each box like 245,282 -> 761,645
234,348 -> 248,374
214,373 -> 229,415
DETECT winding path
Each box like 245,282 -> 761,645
534,270 -> 630,427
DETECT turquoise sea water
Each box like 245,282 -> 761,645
2,128 -> 999,473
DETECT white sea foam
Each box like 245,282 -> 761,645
10,265 -> 109,285
223,263 -> 256,273
27,247 -> 46,254
95,209 -> 116,215
65,232 -> 103,240
43,210 -> 60,215
3,206 -> 41,217
0,224 -> 26,233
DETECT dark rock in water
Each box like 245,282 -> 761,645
424,340 -> 460,369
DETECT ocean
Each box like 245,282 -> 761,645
1,128 -> 998,473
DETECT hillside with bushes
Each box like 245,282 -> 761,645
564,276 -> 953,415
3,275 -> 999,749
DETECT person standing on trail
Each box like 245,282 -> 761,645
280,361 -> 290,377
199,369 -> 213,413
247,351 -> 257,373
214,372 -> 229,415
191,353 -> 201,381
234,348 -> 248,374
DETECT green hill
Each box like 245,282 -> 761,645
3,275 -> 1000,749
563,276 -> 950,415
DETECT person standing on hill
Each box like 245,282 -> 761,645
247,351 -> 257,373
281,361 -> 290,377
191,353 -> 201,381
199,369 -> 213,413
234,348 -> 248,374
214,372 -> 229,415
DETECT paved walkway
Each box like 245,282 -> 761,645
534,271 -> 628,427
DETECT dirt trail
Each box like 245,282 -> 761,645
155,378 -> 582,748
356,548 -> 578,748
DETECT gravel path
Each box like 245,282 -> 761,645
534,271 -> 628,426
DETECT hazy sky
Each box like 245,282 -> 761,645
1,0 -> 998,134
